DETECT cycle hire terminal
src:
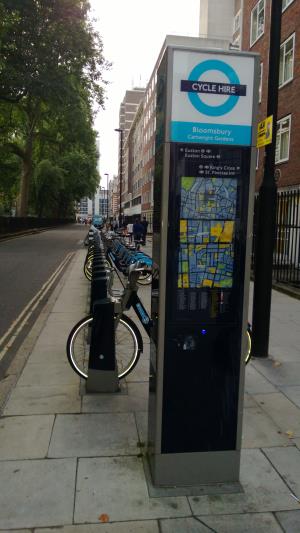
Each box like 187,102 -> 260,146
148,41 -> 259,486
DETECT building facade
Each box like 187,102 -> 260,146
116,88 -> 145,222
123,102 -> 144,219
199,0 -> 235,42
117,35 -> 233,232
239,0 -> 300,191
76,197 -> 91,221
116,2 -> 300,232
141,73 -> 156,229
111,175 -> 119,220
97,188 -> 108,219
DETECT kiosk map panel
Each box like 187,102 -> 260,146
178,176 -> 237,289
172,144 -> 249,321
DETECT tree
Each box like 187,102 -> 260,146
29,88 -> 100,216
57,150 -> 99,217
0,146 -> 20,214
32,159 -> 64,217
0,0 -> 109,215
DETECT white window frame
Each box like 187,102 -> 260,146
233,10 -> 241,34
282,0 -> 295,12
250,0 -> 265,47
275,115 -> 291,164
231,35 -> 241,49
259,62 -> 263,103
279,33 -> 295,88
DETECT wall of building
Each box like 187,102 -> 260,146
116,88 -> 145,220
117,35 -> 238,231
242,0 -> 300,190
200,0 -> 235,42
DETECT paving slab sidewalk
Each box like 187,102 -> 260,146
0,246 -> 299,532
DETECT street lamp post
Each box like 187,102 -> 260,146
99,186 -> 105,219
114,128 -> 124,227
251,0 -> 282,358
104,173 -> 109,220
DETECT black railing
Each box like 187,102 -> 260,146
252,188 -> 300,286
0,216 -> 74,235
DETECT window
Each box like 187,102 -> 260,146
250,0 -> 265,46
259,63 -> 263,103
275,115 -> 291,164
282,0 -> 295,11
279,34 -> 295,87
231,35 -> 241,49
233,10 -> 241,33
256,149 -> 259,170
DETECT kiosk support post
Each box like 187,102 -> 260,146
252,0 -> 282,358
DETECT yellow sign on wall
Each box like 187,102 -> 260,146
257,115 -> 273,148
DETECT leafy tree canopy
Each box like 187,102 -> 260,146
0,0 -> 109,106
0,0 -> 108,216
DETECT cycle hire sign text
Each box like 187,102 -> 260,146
170,50 -> 255,146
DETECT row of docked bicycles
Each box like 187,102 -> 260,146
66,228 -> 252,382
91,230 -> 152,285
66,228 -> 154,380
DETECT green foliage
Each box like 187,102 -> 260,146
0,0 -> 108,216
0,0 -> 109,106
55,150 -> 99,217
60,151 -> 98,199
32,159 -> 64,217
0,145 -> 20,213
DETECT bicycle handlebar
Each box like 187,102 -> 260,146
128,261 -> 152,279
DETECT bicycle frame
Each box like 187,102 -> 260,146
126,292 -> 152,337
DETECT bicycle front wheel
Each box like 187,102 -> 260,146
84,258 -> 93,281
245,329 -> 252,365
66,314 -> 143,380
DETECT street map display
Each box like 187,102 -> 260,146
178,177 -> 237,289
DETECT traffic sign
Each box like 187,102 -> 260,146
257,115 -> 273,148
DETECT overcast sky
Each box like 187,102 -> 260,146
89,0 -> 200,185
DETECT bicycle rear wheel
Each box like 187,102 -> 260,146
137,272 -> 152,285
66,314 -> 143,380
245,329 -> 252,364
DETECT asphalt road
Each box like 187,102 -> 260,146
0,224 -> 87,340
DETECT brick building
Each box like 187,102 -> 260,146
116,88 -> 145,222
240,0 -> 300,191
124,102 -> 144,220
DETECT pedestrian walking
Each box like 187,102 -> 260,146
141,216 -> 149,245
133,218 -> 144,248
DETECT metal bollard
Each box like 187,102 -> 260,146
86,298 -> 119,392
90,274 -> 108,313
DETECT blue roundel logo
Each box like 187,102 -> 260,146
188,59 -> 241,117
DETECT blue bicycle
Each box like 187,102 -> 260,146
104,234 -> 153,285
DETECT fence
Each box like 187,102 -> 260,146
0,217 -> 74,235
252,188 -> 300,286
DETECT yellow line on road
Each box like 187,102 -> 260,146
0,252 -> 74,363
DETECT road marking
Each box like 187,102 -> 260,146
0,252 -> 74,363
